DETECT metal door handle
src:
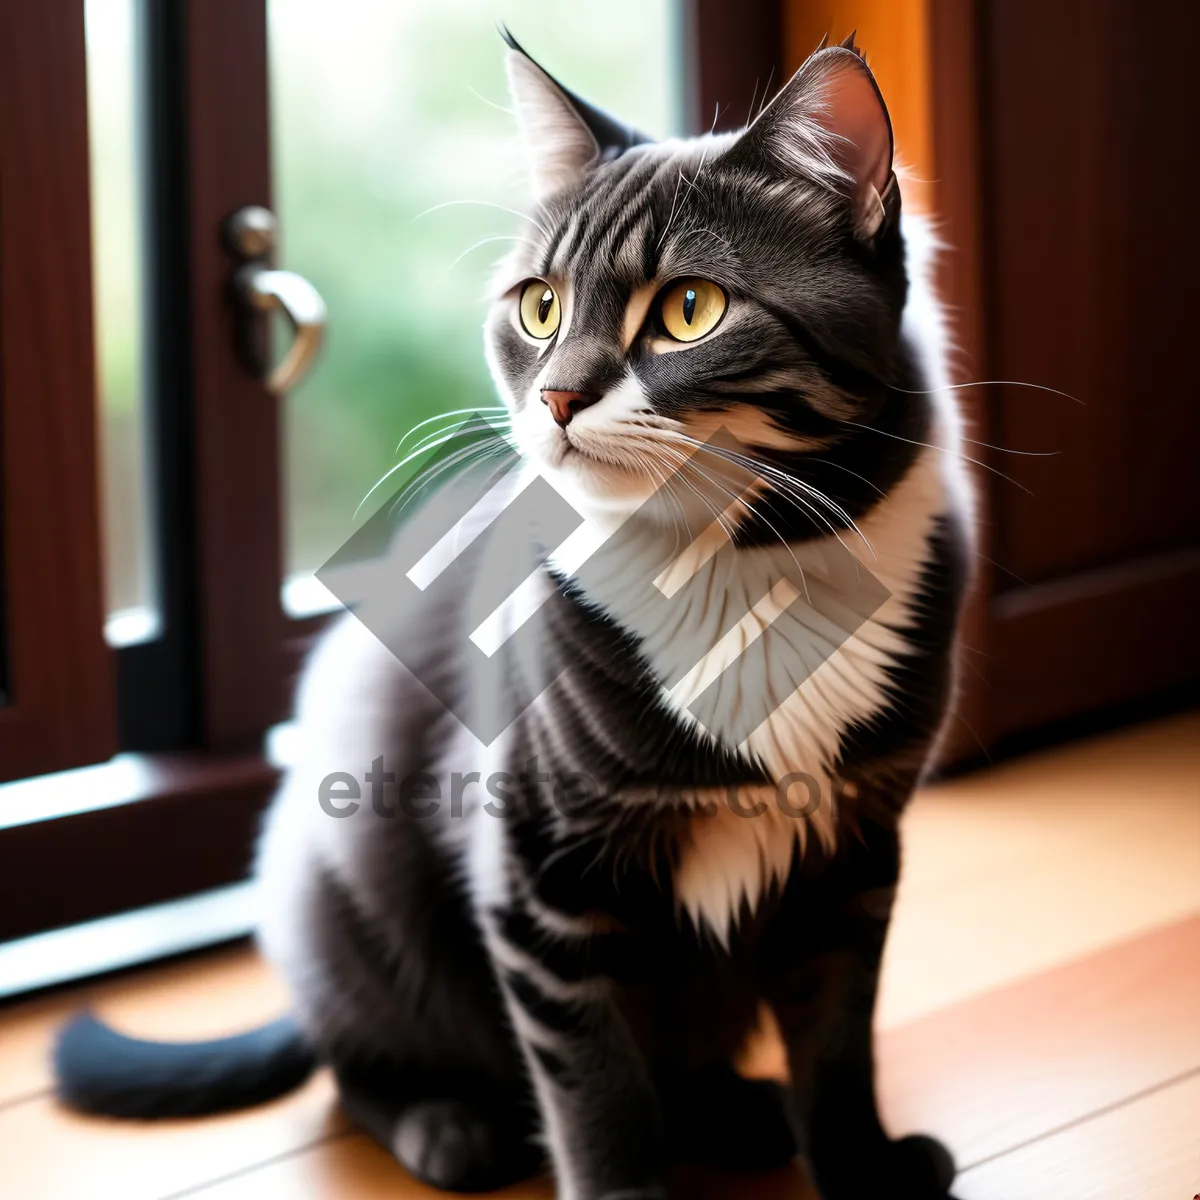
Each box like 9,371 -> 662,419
225,206 -> 326,394
234,262 -> 326,393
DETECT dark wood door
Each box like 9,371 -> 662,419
985,2 -> 1200,583
932,0 -> 1200,748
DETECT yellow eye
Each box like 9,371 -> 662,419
518,279 -> 561,340
658,278 -> 726,342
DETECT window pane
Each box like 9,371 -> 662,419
268,1 -> 679,614
85,0 -> 158,645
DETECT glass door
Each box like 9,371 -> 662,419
80,0 -> 768,750
265,2 -> 680,617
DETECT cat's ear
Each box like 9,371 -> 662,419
728,35 -> 896,239
502,29 -> 649,203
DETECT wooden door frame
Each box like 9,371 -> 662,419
0,1 -> 117,783
183,0 -> 289,751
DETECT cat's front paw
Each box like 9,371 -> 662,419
815,1133 -> 956,1200
391,1098 -> 539,1192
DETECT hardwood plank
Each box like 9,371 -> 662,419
2,716 -> 1196,1196
8,917 -> 1196,1199
956,1070 -> 1200,1200
167,1132 -> 822,1200
878,916 -> 1200,1170
738,916 -> 1200,1174
0,1074 -> 342,1200
0,945 -> 328,1200
0,944 -> 281,1108
880,709 -> 1200,1026
167,1134 -> 544,1200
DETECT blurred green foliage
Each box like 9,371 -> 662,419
271,1 -> 678,579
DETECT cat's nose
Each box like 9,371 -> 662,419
541,389 -> 599,428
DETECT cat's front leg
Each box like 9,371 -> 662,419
479,901 -> 667,1200
765,819 -> 956,1200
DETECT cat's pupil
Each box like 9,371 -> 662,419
683,288 -> 697,325
537,290 -> 553,325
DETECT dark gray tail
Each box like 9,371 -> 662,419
54,1010 -> 317,1118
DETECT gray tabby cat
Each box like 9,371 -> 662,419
56,32 -> 973,1200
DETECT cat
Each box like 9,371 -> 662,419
56,31 -> 972,1200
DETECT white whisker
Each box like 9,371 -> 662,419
357,424 -> 516,519
656,430 -> 873,559
841,420 -> 1034,495
416,199 -> 550,239
465,84 -> 513,116
894,379 -> 1084,406
445,235 -> 531,273
405,414 -> 511,460
387,438 -> 512,523
395,406 -> 509,454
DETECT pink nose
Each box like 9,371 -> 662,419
541,389 -> 598,427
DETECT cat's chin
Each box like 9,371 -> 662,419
525,434 -> 661,516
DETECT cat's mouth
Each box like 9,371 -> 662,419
528,429 -> 658,515
547,427 -> 601,467
543,428 -> 580,467
554,428 -> 642,477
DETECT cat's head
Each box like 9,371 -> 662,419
484,32 -> 908,525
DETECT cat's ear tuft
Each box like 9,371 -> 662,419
501,30 -> 650,204
505,45 -> 599,202
729,43 -> 895,239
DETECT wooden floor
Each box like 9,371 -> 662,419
2,711 -> 1199,1199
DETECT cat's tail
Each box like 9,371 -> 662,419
53,1010 -> 317,1118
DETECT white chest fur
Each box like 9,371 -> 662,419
578,440 -> 955,939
